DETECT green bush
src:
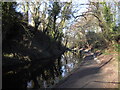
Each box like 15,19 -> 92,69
113,44 -> 120,52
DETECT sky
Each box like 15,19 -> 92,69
16,0 -> 89,16
63,0 -> 89,33
16,0 -> 89,28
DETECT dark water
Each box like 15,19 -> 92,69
3,51 -> 82,88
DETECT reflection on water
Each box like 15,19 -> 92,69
3,51 -> 82,88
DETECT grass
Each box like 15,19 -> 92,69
102,49 -> 112,55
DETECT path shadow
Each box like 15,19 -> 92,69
80,81 -> 120,88
99,57 -> 113,68
55,66 -> 101,88
81,52 -> 102,65
55,56 -> 113,88
94,81 -> 120,84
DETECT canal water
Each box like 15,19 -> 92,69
3,51 -> 82,88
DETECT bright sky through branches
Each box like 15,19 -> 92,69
16,0 -> 89,30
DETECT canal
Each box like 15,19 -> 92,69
3,51 -> 82,88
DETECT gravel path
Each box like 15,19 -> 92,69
54,52 -> 119,88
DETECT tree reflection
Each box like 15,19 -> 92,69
3,51 -> 81,88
